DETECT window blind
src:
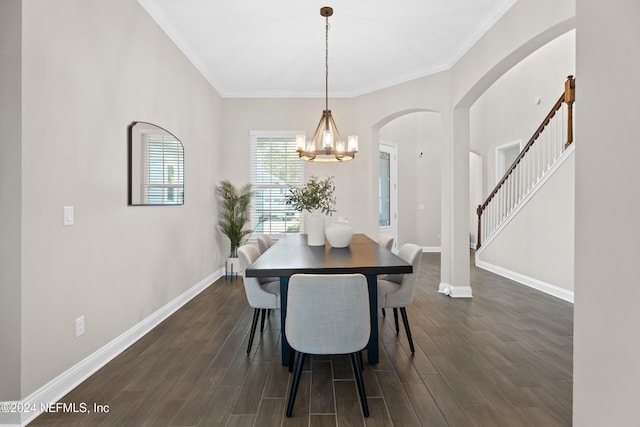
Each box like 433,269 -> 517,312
249,131 -> 304,235
143,134 -> 184,204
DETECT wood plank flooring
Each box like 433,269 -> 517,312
30,252 -> 573,426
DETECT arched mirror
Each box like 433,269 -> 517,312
128,121 -> 184,205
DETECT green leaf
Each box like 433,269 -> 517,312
283,176 -> 336,215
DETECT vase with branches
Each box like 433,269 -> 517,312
284,175 -> 336,215
285,176 -> 336,245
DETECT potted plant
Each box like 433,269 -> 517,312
217,180 -> 253,275
285,176 -> 336,246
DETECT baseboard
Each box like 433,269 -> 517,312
422,246 -> 441,253
475,258 -> 574,303
0,268 -> 223,427
439,282 -> 473,298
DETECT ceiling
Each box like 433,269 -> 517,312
137,0 -> 518,98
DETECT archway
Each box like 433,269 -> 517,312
373,110 -> 443,250
441,16 -> 576,297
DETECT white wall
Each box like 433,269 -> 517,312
478,151 -> 575,295
220,97 -> 361,225
17,0 -> 223,397
443,0 -> 575,294
220,75 -> 452,240
469,151 -> 483,247
574,0 -> 640,424
470,30 -> 575,295
379,112 -> 442,248
470,30 -> 576,199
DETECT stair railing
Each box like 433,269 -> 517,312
476,75 -> 575,249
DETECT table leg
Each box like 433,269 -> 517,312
280,276 -> 291,366
366,274 -> 379,364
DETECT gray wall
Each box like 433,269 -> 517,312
574,0 -> 640,424
16,0 -> 223,397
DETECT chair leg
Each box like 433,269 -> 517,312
247,308 -> 260,354
286,352 -> 306,417
350,352 -> 369,417
381,307 -> 386,317
260,309 -> 266,333
399,307 -> 415,353
289,349 -> 297,373
393,308 -> 399,334
358,350 -> 364,370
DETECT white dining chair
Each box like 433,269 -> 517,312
378,235 -> 395,317
378,234 -> 394,251
285,273 -> 370,418
254,237 -> 278,285
256,235 -> 273,254
238,244 -> 280,354
377,243 -> 422,353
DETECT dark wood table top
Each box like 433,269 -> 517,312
245,233 -> 412,277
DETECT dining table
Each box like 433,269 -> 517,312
244,233 -> 413,366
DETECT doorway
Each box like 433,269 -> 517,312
379,143 -> 397,251
495,140 -> 522,183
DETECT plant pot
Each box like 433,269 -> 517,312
306,211 -> 326,246
325,216 -> 353,248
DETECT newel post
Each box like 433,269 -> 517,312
564,75 -> 575,148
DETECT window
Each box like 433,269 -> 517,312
250,131 -> 304,235
144,133 -> 184,204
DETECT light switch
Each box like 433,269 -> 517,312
64,206 -> 74,226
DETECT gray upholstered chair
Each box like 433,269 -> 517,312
377,243 -> 422,353
285,273 -> 370,418
256,235 -> 273,254
254,237 -> 278,284
377,235 -> 395,315
378,234 -> 394,251
238,244 -> 280,354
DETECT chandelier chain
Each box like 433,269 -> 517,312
294,7 -> 357,162
325,16 -> 329,113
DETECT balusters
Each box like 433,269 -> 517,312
476,76 -> 575,249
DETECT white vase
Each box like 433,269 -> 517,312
306,211 -> 326,246
325,216 -> 354,248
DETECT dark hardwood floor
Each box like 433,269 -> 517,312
30,252 -> 573,426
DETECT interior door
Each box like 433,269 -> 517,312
379,143 -> 397,251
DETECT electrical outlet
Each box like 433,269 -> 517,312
75,316 -> 85,337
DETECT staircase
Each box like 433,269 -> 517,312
476,75 -> 575,250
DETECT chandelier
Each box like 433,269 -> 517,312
296,7 -> 358,162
